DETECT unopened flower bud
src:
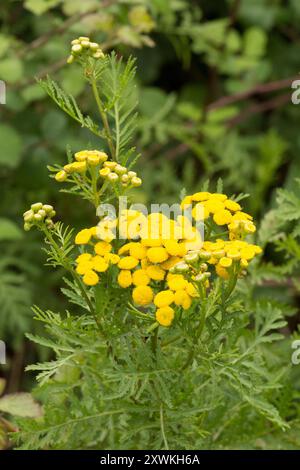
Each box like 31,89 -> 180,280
42,204 -> 54,213
128,171 -> 137,178
34,213 -> 43,222
121,174 -> 129,183
81,40 -> 90,48
72,44 -> 82,54
55,170 -> 68,182
38,209 -> 46,218
199,250 -> 211,260
24,222 -> 31,231
31,202 -> 43,212
108,172 -> 119,183
115,164 -> 127,175
184,252 -> 199,265
89,42 -> 99,51
131,177 -> 142,187
67,55 -> 75,64
174,262 -> 189,273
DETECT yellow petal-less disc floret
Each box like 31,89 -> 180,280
118,256 -> 139,270
118,270 -> 132,288
147,247 -> 169,263
156,306 -> 175,327
75,228 -> 92,245
154,290 -> 175,308
132,269 -> 150,286
83,270 -> 99,286
132,285 -> 154,306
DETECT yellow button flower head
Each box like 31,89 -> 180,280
92,256 -> 109,272
118,256 -> 139,270
132,269 -> 150,286
219,257 -> 232,268
118,270 -> 132,288
213,209 -> 233,226
147,247 -> 168,264
167,274 -> 188,291
129,242 -> 147,260
146,265 -> 165,281
55,170 -> 68,182
174,290 -> 191,310
75,228 -> 92,245
76,253 -> 92,264
132,285 -> 154,306
154,290 -> 175,308
83,270 -> 99,286
156,306 -> 175,327
95,241 -> 112,256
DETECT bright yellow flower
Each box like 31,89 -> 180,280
132,269 -> 150,286
118,270 -> 132,288
156,306 -> 175,327
167,274 -> 188,291
76,261 -> 94,275
75,228 -> 92,245
219,257 -> 232,268
154,290 -> 175,308
129,242 -> 147,259
92,256 -> 109,272
213,209 -> 233,225
132,285 -> 153,306
83,270 -> 99,286
104,253 -> 120,264
146,265 -> 166,281
216,264 -> 230,280
147,247 -> 168,264
76,253 -> 92,263
224,199 -> 241,212
118,256 -> 139,270
94,241 -> 112,256
174,290 -> 191,309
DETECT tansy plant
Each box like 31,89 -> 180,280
16,38 -> 289,450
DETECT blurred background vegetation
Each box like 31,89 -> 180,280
1,0 -> 300,433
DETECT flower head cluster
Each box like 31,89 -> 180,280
54,150 -> 108,182
67,37 -> 105,64
99,162 -> 142,187
75,239 -> 120,286
23,203 -> 56,231
182,191 -> 256,239
73,191 -> 262,328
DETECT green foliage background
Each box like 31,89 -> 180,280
1,0 -> 300,449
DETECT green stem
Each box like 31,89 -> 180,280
42,226 -> 104,335
91,79 -> 115,158
160,404 -> 169,450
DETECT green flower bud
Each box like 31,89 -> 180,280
79,36 -> 90,42
31,202 -> 43,212
42,204 -> 54,213
67,55 -> 75,64
115,164 -> 127,175
128,171 -> 137,179
72,44 -> 82,54
108,172 -> 119,183
93,50 -> 105,59
184,252 -> 199,265
200,263 -> 208,272
34,213 -> 43,222
131,177 -> 142,187
71,39 -> 80,45
174,262 -> 189,273
23,210 -> 34,222
38,209 -> 46,218
89,42 -> 99,51
81,40 -> 90,48
199,250 -> 211,261
49,210 -> 56,218
24,222 -> 31,232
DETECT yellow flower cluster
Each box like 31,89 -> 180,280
73,192 -> 262,328
116,212 -> 203,326
67,37 -> 105,64
181,191 -> 256,239
202,239 -> 262,279
75,239 -> 120,286
55,150 -> 108,182
99,162 -> 142,187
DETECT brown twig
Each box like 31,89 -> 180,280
227,92 -> 291,127
206,75 -> 298,111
